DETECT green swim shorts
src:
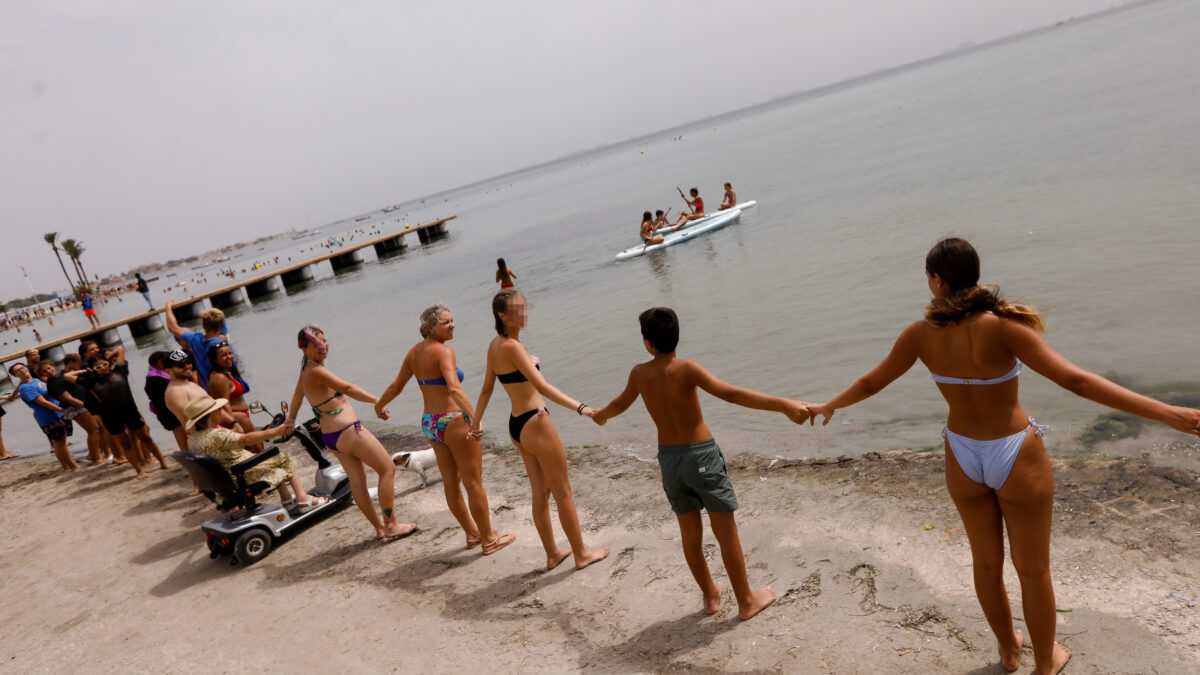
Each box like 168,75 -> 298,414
656,438 -> 738,515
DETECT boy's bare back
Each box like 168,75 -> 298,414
630,357 -> 714,446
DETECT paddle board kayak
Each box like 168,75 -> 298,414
616,208 -> 742,260
651,200 -> 756,235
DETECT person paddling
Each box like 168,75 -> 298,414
670,187 -> 705,228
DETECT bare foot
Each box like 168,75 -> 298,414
160,462 -> 172,470
737,587 -> 776,620
703,582 -> 724,615
546,548 -> 573,570
134,471 -> 148,479
1036,642 -> 1071,675
377,519 -> 418,539
574,547 -> 610,570
1001,628 -> 1023,672
112,458 -> 128,465
481,532 -> 516,555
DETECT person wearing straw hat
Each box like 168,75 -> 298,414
184,394 -> 327,510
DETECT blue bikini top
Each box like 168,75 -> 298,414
417,367 -> 465,387
930,360 -> 1021,386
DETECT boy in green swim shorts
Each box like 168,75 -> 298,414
591,307 -> 810,620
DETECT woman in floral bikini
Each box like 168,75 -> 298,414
375,305 -> 514,555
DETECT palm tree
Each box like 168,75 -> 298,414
60,238 -> 91,291
43,232 -> 76,293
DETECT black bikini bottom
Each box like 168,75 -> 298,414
509,407 -> 548,443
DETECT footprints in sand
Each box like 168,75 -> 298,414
778,572 -> 821,606
609,546 -> 636,578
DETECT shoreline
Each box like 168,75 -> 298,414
1,433 -> 1196,672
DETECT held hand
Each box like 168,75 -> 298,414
807,403 -> 835,426
468,424 -> 484,441
590,408 -> 608,426
1168,406 -> 1200,437
280,419 -> 295,435
374,402 -> 390,420
783,401 -> 811,425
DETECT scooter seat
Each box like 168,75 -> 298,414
174,450 -> 280,511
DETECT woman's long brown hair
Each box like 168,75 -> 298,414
923,238 -> 1045,331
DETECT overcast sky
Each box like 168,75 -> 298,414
1,0 -> 1131,301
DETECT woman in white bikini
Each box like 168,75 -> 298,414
807,238 -> 1200,675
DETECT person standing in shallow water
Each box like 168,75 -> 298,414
805,237 -> 1200,674
471,290 -> 608,570
495,258 -> 517,289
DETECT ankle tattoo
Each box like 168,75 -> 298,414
383,508 -> 393,519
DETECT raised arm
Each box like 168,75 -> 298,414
312,366 -> 377,405
374,356 -> 414,420
592,370 -> 641,425
1004,320 -> 1200,436
688,361 -> 809,424
810,323 -> 921,425
164,300 -> 186,338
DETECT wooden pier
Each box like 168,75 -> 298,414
0,216 -> 455,371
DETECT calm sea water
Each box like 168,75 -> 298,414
5,0 -> 1200,470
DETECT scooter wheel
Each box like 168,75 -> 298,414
233,528 -> 273,565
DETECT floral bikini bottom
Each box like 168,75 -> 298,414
421,411 -> 467,444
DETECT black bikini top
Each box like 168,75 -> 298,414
497,361 -> 539,384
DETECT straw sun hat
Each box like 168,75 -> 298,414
184,394 -> 228,430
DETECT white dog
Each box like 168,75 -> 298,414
391,448 -> 439,486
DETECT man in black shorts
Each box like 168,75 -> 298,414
84,350 -> 171,479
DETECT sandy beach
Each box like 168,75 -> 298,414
1,432 -> 1197,674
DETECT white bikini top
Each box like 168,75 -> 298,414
930,360 -> 1022,385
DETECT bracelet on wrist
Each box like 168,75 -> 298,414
576,403 -> 586,415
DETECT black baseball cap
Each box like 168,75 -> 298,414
165,350 -> 193,367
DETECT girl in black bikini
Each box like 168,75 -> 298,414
471,289 -> 609,571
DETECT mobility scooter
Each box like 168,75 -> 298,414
174,402 -> 352,565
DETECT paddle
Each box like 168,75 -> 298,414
676,187 -> 693,213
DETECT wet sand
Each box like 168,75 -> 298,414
0,433 -> 1196,673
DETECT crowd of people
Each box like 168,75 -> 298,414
3,238 -> 1199,675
